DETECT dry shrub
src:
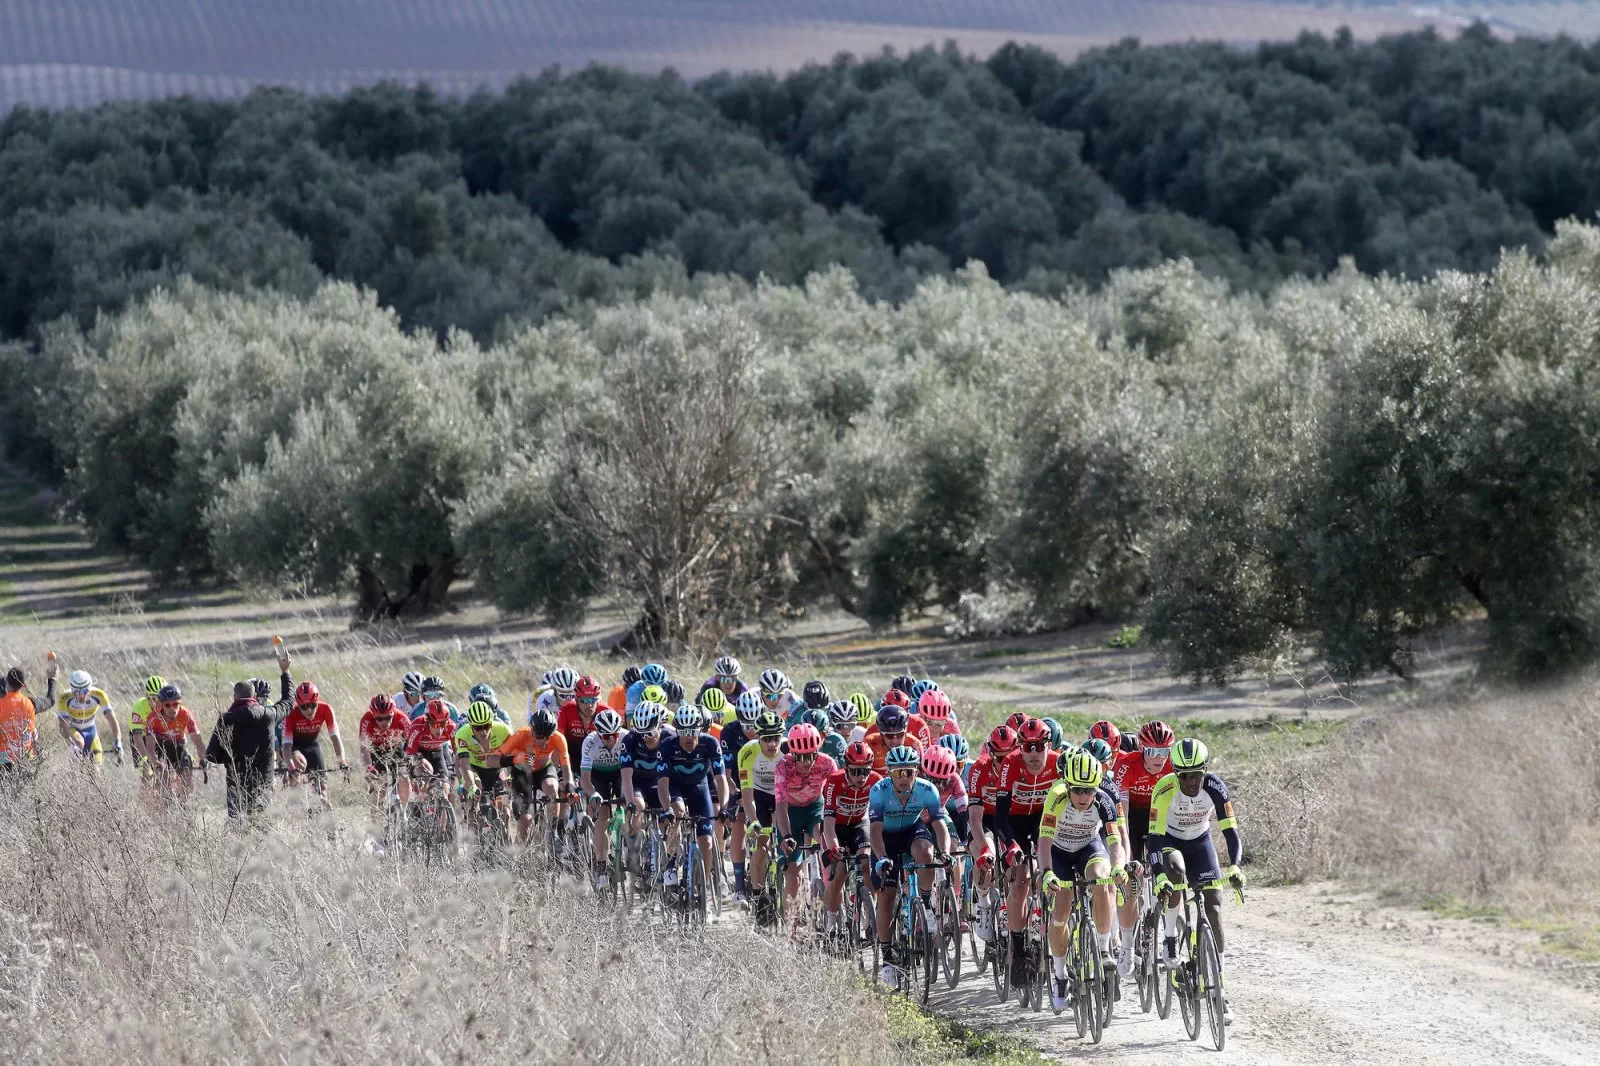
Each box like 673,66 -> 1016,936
0,766 -> 908,1065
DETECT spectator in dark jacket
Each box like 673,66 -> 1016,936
206,649 -> 294,818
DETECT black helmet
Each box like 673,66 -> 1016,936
802,679 -> 830,711
157,682 -> 182,703
890,675 -> 917,696
621,666 -> 643,687
662,679 -> 685,704
532,707 -> 557,738
251,677 -> 272,701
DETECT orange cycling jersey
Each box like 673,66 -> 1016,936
497,728 -> 570,772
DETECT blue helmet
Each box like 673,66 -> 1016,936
468,683 -> 497,707
641,663 -> 668,686
938,733 -> 970,761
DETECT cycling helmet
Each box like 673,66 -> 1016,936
68,670 -> 92,692
468,683 -> 496,706
420,675 -> 445,695
843,740 -> 874,768
1088,719 -> 1121,748
673,704 -> 701,731
890,675 -> 917,697
294,681 -> 319,706
802,679 -> 830,710
548,666 -> 578,696
1081,737 -> 1115,765
714,655 -> 741,678
251,677 -> 272,701
701,705 -> 720,729
987,725 -> 1019,755
910,679 -> 939,703
1120,732 -> 1141,753
157,683 -> 182,703
827,700 -> 856,728
641,684 -> 667,705
735,690 -> 763,723
788,723 -> 822,755
921,747 -> 958,781
1061,749 -> 1104,788
401,671 -> 424,696
848,692 -> 874,723
699,688 -> 728,715
532,707 -> 558,738
918,690 -> 952,720
758,668 -> 789,695
1138,720 -> 1175,749
621,666 -> 643,688
426,698 -> 450,721
1171,738 -> 1209,771
144,675 -> 167,697
595,709 -> 624,736
877,706 -> 909,734
1017,718 -> 1050,745
884,745 -> 921,770
880,688 -> 911,711
938,733 -> 970,761
755,711 -> 783,739
369,693 -> 395,715
1005,711 -> 1029,732
800,709 -> 826,737
630,703 -> 662,731
467,701 -> 495,728
640,663 -> 668,686
1041,717 -> 1064,749
661,679 -> 685,704
575,675 -> 602,700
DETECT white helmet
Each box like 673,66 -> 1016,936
548,666 -> 578,697
758,668 -> 789,695
69,670 -> 93,692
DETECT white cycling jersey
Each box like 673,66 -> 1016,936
581,731 -> 625,773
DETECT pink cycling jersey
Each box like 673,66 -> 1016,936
774,752 -> 838,806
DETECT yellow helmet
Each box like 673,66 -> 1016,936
1061,750 -> 1104,790
641,684 -> 666,705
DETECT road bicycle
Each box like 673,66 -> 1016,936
931,856 -> 963,989
778,839 -> 825,944
406,767 -> 459,867
673,812 -> 720,928
1165,872 -> 1242,1052
890,856 -> 949,1004
744,821 -> 781,930
1047,868 -> 1115,1044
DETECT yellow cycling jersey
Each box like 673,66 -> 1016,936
128,695 -> 154,735
737,739 -> 780,795
57,688 -> 112,728
454,720 -> 512,770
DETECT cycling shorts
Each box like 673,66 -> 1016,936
749,789 -> 776,829
1050,837 -> 1110,884
668,779 -> 715,837
291,735 -> 326,774
635,778 -> 666,813
412,748 -> 451,778
1161,833 -> 1222,887
154,738 -> 190,769
872,822 -> 935,891
785,800 -> 824,843
59,716 -> 99,756
1007,810 -> 1042,857
366,751 -> 403,781
590,770 -> 622,804
472,764 -> 504,797
833,823 -> 869,857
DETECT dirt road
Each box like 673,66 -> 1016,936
928,884 -> 1600,1064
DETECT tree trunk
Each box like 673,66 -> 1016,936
354,565 -> 395,623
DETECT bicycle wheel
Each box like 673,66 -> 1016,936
969,885 -> 988,975
1152,914 -> 1174,1020
1178,913 -> 1201,1041
1070,919 -> 1089,1037
992,921 -> 1010,1002
937,882 -> 962,989
1199,921 -> 1227,1051
911,900 -> 935,1004
1135,911 -> 1156,1014
1083,920 -> 1105,1045
1029,935 -> 1046,1014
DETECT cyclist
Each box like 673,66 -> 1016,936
280,681 -> 349,801
966,724 -> 1018,940
621,666 -> 649,715
410,676 -> 460,725
145,683 -> 206,795
920,744 -> 968,923
126,674 -> 164,769
619,701 -> 674,872
863,705 -> 925,772
917,689 -> 960,739
454,701 -> 514,835
824,701 -> 855,761
697,687 -> 728,737
1039,750 -> 1122,1005
1040,716 -> 1066,751
467,683 -> 512,726
640,663 -> 669,688
696,655 -> 748,708
721,690 -> 762,900
846,693 -> 874,744
497,706 -> 572,844
874,688 -> 933,745
757,668 -> 799,723
55,668 -> 120,764
868,746 -> 953,986
394,672 -> 427,718
820,740 -> 881,937
559,677 -> 604,749
738,711 -> 784,921
993,716 -> 1060,990
359,693 -> 411,808
657,704 -> 730,890
1114,720 -> 1175,972
610,665 -> 642,714
528,665 -> 577,726
403,699 -> 458,804
580,709 -> 628,890
1146,738 -> 1244,1023
774,723 -> 838,929
940,733 -> 972,783
788,680 -> 829,731
697,688 -> 732,859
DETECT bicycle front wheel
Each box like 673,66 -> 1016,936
1178,923 -> 1201,1040
911,902 -> 935,1005
1199,921 -> 1227,1051
937,883 -> 962,989
1083,923 -> 1105,1045
992,924 -> 1010,1002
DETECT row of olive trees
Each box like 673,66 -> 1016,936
8,222 -> 1600,677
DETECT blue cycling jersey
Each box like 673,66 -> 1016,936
625,681 -> 646,709
660,734 -> 724,787
619,730 -> 676,786
868,777 -> 950,832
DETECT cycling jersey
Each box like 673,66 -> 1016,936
863,730 -> 925,772
1112,749 -> 1171,812
580,731 -> 626,774
606,685 -> 628,712
774,752 -> 837,806
660,734 -> 725,788
737,739 -> 781,795
819,729 -> 846,763
284,702 -> 337,741
1146,772 -> 1239,852
993,750 -> 1058,816
57,688 -> 112,729
497,728 -> 570,773
392,691 -> 424,718
145,706 -> 199,743
556,701 -> 595,750
822,769 -> 882,826
867,777 -> 950,832
624,681 -> 646,710
619,730 -> 675,787
527,688 -> 561,727
864,716 -> 932,749
455,720 -> 513,770
359,709 -> 410,751
404,716 -> 456,754
1039,781 -> 1118,852
719,721 -> 752,769
127,695 -> 153,736
931,770 -> 969,814
965,753 -> 1001,815
409,699 -> 462,725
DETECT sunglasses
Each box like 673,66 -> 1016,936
1144,746 -> 1172,759
889,767 -> 917,776
577,696 -> 598,706
160,700 -> 181,711
794,752 -> 817,762
471,724 -> 490,732
1022,742 -> 1047,753
1068,786 -> 1097,797
761,692 -> 780,702
845,767 -> 871,778
679,729 -> 702,740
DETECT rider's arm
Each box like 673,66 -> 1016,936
621,766 -> 636,806
992,792 -> 1015,844
1098,792 -> 1125,868
1145,775 -> 1176,870
1207,774 -> 1243,868
100,700 -> 121,750
327,714 -> 347,764
713,769 -> 729,809
655,774 -> 672,811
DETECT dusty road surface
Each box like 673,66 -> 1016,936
929,884 -> 1600,1064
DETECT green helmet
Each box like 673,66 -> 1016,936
1171,738 -> 1209,771
1060,749 -> 1103,789
755,711 -> 783,739
144,675 -> 166,697
699,688 -> 728,715
466,701 -> 496,728
805,707 -> 830,734
1081,737 -> 1115,765
1041,717 -> 1064,749
641,684 -> 667,705
848,692 -> 874,724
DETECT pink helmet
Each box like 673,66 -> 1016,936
918,689 -> 952,720
921,747 -> 959,781
787,723 -> 822,756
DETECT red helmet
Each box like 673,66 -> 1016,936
1088,720 -> 1121,749
575,675 -> 602,700
921,747 -> 959,781
425,698 -> 449,721
1138,720 -> 1175,749
788,723 -> 822,756
369,693 -> 394,715
1016,718 -> 1050,745
918,690 -> 952,720
843,741 -> 874,768
1005,711 -> 1029,732
880,688 -> 911,710
294,681 -> 319,706
986,725 -> 1019,755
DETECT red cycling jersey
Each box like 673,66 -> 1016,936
557,700 -> 595,751
285,702 -> 337,739
1112,749 -> 1171,812
993,749 -> 1059,817
966,752 -> 1001,815
145,705 -> 199,743
359,709 -> 409,750
821,768 -> 883,827
404,715 -> 455,754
